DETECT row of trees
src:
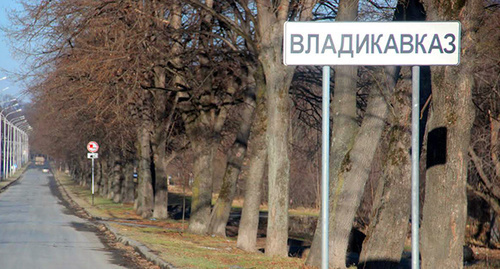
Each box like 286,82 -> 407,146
13,0 -> 500,268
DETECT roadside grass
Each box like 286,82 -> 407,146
54,171 -> 314,269
0,164 -> 29,189
169,185 -> 320,217
110,223 -> 309,269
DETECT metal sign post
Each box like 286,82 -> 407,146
87,141 -> 99,206
411,66 -> 420,269
87,152 -> 99,205
283,21 -> 460,269
92,155 -> 95,205
321,66 -> 330,268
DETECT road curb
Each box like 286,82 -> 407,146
53,171 -> 176,269
103,223 -> 176,269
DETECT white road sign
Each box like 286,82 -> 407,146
87,141 -> 99,153
87,153 -> 98,159
283,21 -> 461,66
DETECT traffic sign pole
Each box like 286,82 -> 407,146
411,66 -> 420,269
321,66 -> 330,269
91,157 -> 95,206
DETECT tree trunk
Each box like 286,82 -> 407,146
112,153 -> 123,203
153,135 -> 169,219
255,0 -> 315,256
358,2 -> 425,267
328,67 -> 393,269
184,0 -> 223,235
420,1 -> 481,268
186,114 -> 217,234
237,68 -> 267,252
121,160 -> 136,204
137,90 -> 155,218
150,0 -> 182,219
107,157 -> 115,199
98,160 -> 106,196
152,66 -> 169,220
208,67 -> 257,236
359,67 -> 412,269
306,0 -> 360,267
263,60 -> 293,257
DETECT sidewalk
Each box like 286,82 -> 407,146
53,170 -> 308,269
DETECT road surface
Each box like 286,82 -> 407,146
0,166 -> 129,269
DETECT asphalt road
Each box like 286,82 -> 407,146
0,166 -> 128,269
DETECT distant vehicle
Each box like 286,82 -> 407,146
35,156 -> 45,166
42,168 -> 49,173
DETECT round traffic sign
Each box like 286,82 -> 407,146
87,141 -> 99,153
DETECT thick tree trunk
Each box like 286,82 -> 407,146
328,67 -> 393,268
257,3 -> 292,258
255,0 -> 315,256
186,114 -> 217,234
98,160 -> 106,196
420,1 -> 481,268
236,69 -> 267,251
150,0 -> 182,219
121,160 -> 136,204
112,153 -> 123,203
184,0 -> 222,235
306,0 -> 360,267
208,68 -> 257,236
137,90 -> 155,218
263,59 -> 293,257
84,160 -> 90,187
152,67 -> 169,220
358,2 -> 424,267
153,135 -> 169,219
107,157 -> 115,199
358,67 -> 412,269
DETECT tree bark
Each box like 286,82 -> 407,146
306,0 -> 360,267
137,90 -> 155,218
328,67 -> 394,268
185,113 -> 217,234
358,1 -> 425,266
208,67 -> 257,236
98,160 -> 106,196
112,152 -> 123,203
152,67 -> 169,220
151,0 -> 182,219
121,159 -> 136,204
359,67 -> 412,269
236,68 -> 267,252
184,0 -> 225,235
420,1 -> 481,268
152,134 -> 169,219
263,60 -> 292,257
107,157 -> 115,199
255,0 -> 315,257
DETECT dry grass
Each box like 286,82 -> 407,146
55,171 -> 315,269
110,223 -> 311,269
169,184 -> 320,217
0,164 -> 29,189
